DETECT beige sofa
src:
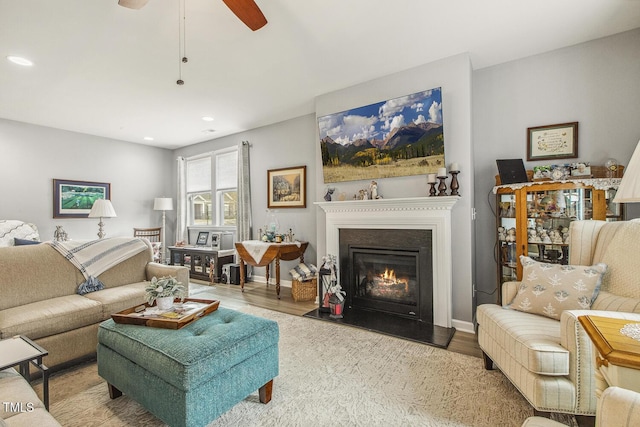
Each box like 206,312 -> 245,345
477,219 -> 640,417
0,368 -> 60,426
0,241 -> 189,370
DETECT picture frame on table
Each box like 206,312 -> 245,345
527,122 -> 578,161
53,179 -> 111,218
267,165 -> 306,209
196,232 -> 209,246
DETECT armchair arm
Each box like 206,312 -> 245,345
561,310 -> 640,414
597,386 -> 640,427
146,263 -> 190,293
501,281 -> 520,306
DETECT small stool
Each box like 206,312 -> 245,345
97,307 -> 279,427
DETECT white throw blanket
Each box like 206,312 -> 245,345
49,237 -> 150,280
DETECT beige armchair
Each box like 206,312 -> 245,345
476,219 -> 640,417
522,386 -> 640,427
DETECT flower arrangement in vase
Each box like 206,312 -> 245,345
145,276 -> 187,310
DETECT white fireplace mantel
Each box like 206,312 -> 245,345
315,196 -> 460,328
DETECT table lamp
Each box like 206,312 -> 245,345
88,199 -> 117,239
154,197 -> 173,263
613,140 -> 640,203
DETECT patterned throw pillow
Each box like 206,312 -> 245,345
507,255 -> 607,319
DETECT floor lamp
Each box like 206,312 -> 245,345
88,199 -> 117,239
154,197 -> 173,264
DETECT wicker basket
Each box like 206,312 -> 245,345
291,277 -> 317,302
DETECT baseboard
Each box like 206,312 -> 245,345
452,319 -> 475,334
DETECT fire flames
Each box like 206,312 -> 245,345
381,268 -> 396,282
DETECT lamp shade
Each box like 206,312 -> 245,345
88,199 -> 117,218
613,140 -> 640,203
154,197 -> 174,211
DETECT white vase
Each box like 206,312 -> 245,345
155,296 -> 174,310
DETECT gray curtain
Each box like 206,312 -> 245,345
176,156 -> 187,244
237,141 -> 253,242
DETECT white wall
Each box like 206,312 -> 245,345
315,53 -> 475,326
0,119 -> 174,242
473,28 -> 640,307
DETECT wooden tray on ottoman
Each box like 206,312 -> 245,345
111,298 -> 220,330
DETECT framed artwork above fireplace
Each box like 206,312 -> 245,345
318,87 -> 445,183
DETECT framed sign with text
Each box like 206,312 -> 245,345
527,122 -> 578,161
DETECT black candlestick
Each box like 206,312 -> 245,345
437,176 -> 447,196
428,182 -> 437,196
450,171 -> 460,196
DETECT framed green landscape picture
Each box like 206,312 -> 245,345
53,179 -> 110,218
318,87 -> 445,183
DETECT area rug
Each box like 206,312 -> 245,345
49,306 -> 574,427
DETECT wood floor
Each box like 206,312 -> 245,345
30,279 -> 482,407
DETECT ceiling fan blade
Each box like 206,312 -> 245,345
221,0 -> 267,31
118,0 -> 150,10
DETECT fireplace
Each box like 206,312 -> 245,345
341,228 -> 433,322
317,196 -> 458,328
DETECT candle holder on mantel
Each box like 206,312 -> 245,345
428,182 -> 437,197
449,170 -> 460,196
437,175 -> 448,196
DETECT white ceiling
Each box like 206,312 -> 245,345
1,0 -> 639,149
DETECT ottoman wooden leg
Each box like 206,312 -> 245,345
258,379 -> 273,404
108,383 -> 123,399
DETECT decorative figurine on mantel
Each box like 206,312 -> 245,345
369,181 -> 382,199
324,187 -> 335,201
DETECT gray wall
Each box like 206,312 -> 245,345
173,114 -> 319,278
473,28 -> 640,307
0,119 -> 174,241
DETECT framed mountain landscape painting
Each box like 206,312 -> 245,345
318,87 -> 445,183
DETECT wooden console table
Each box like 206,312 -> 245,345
235,241 -> 309,299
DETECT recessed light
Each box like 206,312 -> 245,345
202,129 -> 216,133
7,56 -> 33,66
143,136 -> 154,141
201,116 -> 214,122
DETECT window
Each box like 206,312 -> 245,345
185,148 -> 238,226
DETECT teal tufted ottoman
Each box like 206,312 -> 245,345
97,307 -> 279,427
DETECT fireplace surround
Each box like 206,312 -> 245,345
316,196 -> 459,328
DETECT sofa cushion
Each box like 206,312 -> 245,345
507,256 -> 606,319
83,282 -> 147,319
0,296 -> 103,340
477,304 -> 569,375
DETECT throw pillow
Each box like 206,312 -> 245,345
507,255 -> 607,319
289,263 -> 318,282
14,237 -> 40,245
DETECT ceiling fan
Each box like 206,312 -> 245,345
118,0 -> 267,31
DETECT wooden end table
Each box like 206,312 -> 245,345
578,315 -> 640,396
235,241 -> 309,299
0,335 -> 49,410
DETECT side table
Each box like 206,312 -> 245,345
0,335 -> 49,410
578,315 -> 640,397
235,241 -> 309,299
